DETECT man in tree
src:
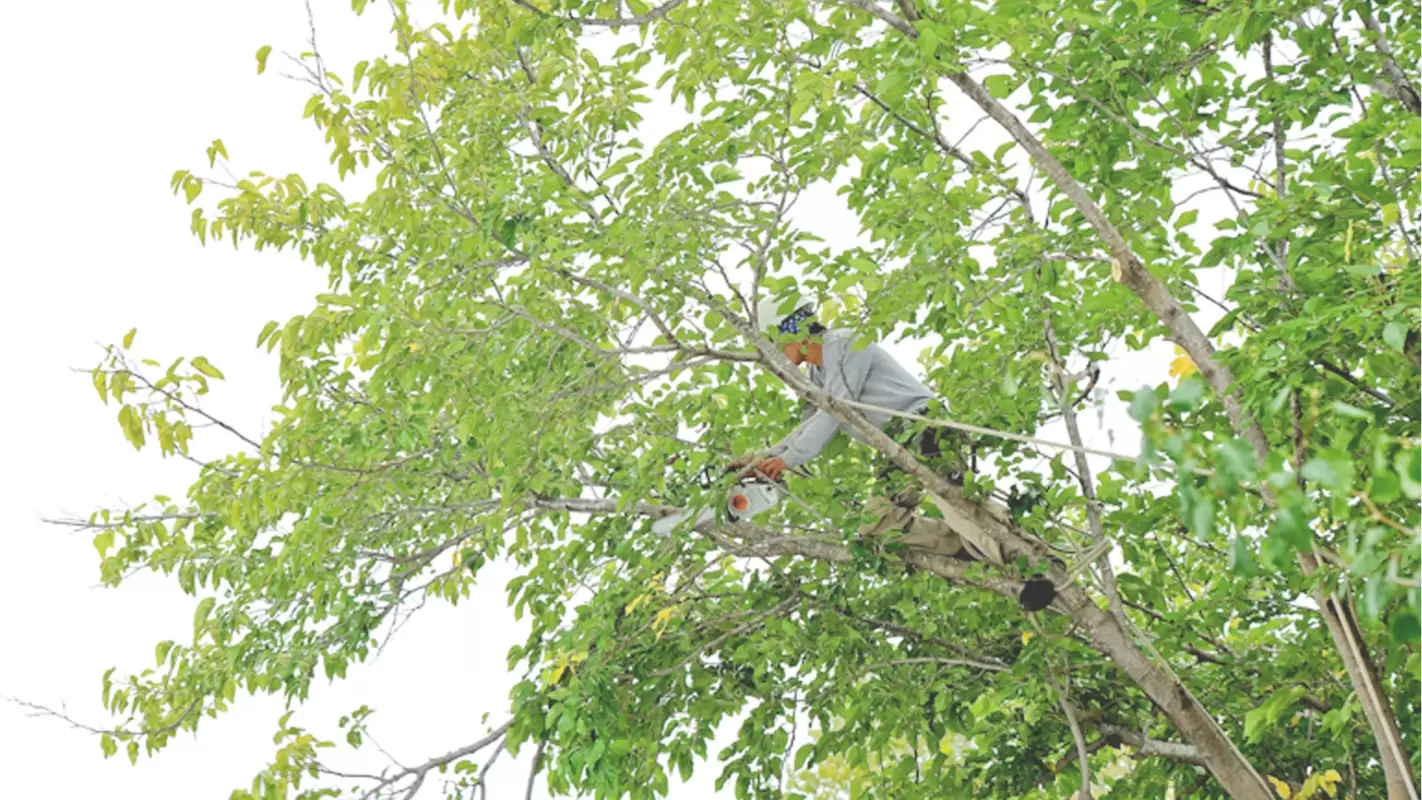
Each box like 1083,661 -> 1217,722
737,295 -> 1005,567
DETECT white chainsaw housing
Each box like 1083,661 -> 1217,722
652,480 -> 781,536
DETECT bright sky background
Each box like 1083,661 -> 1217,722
0,2 -> 1195,798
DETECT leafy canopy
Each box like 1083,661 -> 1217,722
72,0 -> 1419,798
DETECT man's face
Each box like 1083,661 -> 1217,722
782,340 -> 809,365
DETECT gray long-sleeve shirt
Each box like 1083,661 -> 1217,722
767,330 -> 936,468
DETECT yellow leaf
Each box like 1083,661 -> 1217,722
653,607 -> 675,639
1021,631 -> 1035,645
1317,769 -> 1342,798
1169,345 -> 1198,379
938,734 -> 953,756
625,593 -> 649,616
545,653 -> 570,687
1268,775 -> 1293,799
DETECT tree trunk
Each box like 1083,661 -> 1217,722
1054,582 -> 1272,800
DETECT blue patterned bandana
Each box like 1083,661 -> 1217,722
778,306 -> 815,335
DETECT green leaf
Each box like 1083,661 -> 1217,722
123,328 -> 138,349
710,164 -> 743,184
94,530 -> 115,558
1128,387 -> 1159,422
918,28 -> 939,59
193,597 -> 216,639
1189,493 -> 1215,538
1383,321 -> 1407,352
1391,611 -> 1421,643
1331,401 -> 1371,420
1000,371 -> 1018,397
191,356 -> 226,380
118,405 -> 145,450
1168,377 -> 1205,410
1371,470 -> 1401,503
1300,459 -> 1339,489
1230,535 -> 1258,576
1270,504 -> 1312,551
256,45 -> 273,75
875,70 -> 911,105
1397,449 -> 1421,500
983,74 -> 1014,97
1243,705 -> 1268,743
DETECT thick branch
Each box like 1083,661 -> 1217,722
1098,723 -> 1206,767
1358,10 -> 1421,114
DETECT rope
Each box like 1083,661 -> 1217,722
833,398 -> 1146,466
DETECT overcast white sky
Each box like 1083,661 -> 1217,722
0,2 -> 1190,798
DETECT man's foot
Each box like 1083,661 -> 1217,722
1018,577 -> 1056,612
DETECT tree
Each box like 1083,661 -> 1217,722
59,0 -> 1419,797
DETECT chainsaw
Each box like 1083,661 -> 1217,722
651,473 -> 782,537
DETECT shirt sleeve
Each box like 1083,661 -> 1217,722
764,402 -> 814,458
778,340 -> 874,468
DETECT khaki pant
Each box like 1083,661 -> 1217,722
858,489 -> 1005,565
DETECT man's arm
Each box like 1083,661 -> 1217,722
777,339 -> 874,468
762,400 -> 815,459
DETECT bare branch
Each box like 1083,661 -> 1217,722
524,739 -> 547,800
7,696 -> 200,740
859,656 -> 1008,674
354,719 -> 512,800
1044,317 -> 1127,628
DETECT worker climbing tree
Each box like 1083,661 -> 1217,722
725,295 -> 1052,603
51,0 -> 1420,798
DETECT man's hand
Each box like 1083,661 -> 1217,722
743,456 -> 788,482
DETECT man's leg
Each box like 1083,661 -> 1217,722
859,416 -> 973,558
858,495 -> 969,557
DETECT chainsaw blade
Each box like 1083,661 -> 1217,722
651,507 -> 716,537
